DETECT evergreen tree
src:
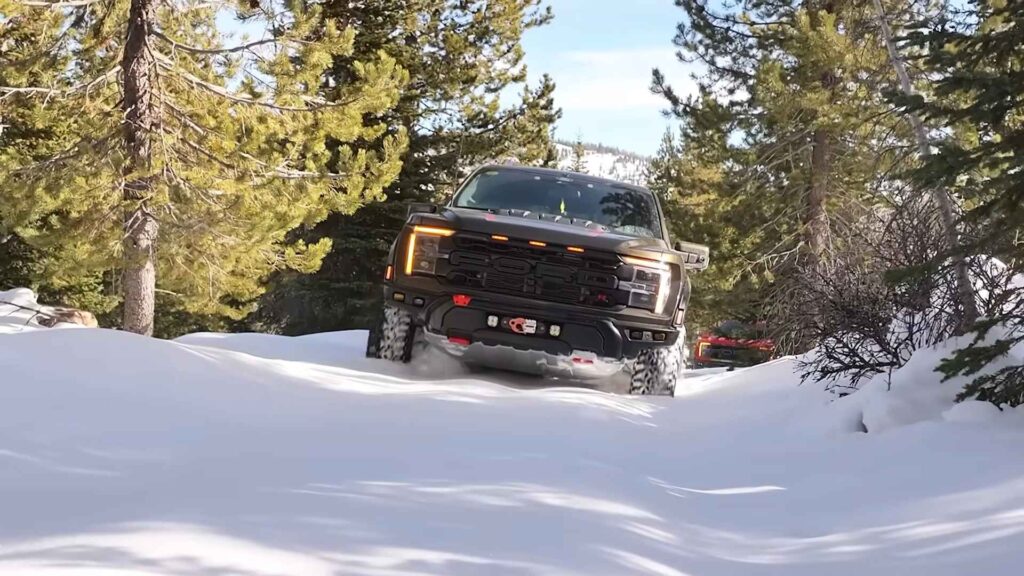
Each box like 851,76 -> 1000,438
908,0 -> 1024,406
873,0 -> 979,333
0,1 -> 112,310
645,102 -> 763,334
653,0 -> 921,351
570,133 -> 586,173
540,129 -> 559,168
255,0 -> 560,334
0,234 -> 38,295
0,0 -> 407,335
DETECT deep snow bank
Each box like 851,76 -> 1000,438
0,287 -> 94,334
830,328 -> 1024,434
0,287 -> 54,333
2,290 -> 1024,575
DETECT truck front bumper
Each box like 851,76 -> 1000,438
423,332 -> 625,379
385,284 -> 680,363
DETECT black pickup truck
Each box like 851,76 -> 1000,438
366,164 -> 709,396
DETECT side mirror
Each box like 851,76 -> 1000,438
674,240 -> 710,271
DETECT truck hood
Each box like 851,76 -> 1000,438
415,207 -> 677,263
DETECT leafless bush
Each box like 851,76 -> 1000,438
770,200 -> 973,392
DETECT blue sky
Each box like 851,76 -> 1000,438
522,0 -> 698,155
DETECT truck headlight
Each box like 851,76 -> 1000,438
621,256 -> 672,314
405,225 -> 454,275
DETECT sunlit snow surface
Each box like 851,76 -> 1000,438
2,288 -> 1024,575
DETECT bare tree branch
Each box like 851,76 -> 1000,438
152,30 -> 281,56
0,299 -> 60,321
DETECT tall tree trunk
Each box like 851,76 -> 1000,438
871,0 -> 979,333
805,3 -> 836,274
806,128 -> 831,270
120,0 -> 159,335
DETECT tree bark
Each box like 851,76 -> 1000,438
806,128 -> 831,270
120,0 -> 159,335
871,0 -> 979,333
805,3 -> 836,274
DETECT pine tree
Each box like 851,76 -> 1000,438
645,101 -> 765,333
872,0 -> 979,333
0,1 -> 113,311
255,0 -> 560,334
540,129 -> 559,168
320,0 -> 557,196
570,133 -> 586,173
0,0 -> 408,335
908,0 -> 1024,406
653,0 -> 921,351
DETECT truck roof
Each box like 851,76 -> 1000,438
472,163 -> 651,192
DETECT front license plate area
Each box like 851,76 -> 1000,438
503,316 -> 547,335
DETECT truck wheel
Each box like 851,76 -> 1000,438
629,336 -> 684,397
369,305 -> 417,363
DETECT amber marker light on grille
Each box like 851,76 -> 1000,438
491,234 -> 509,241
529,240 -> 547,247
385,265 -> 393,280
567,246 -> 585,253
621,255 -> 670,271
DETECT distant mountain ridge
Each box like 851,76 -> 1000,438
551,140 -> 650,186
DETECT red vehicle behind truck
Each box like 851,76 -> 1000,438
692,320 -> 775,369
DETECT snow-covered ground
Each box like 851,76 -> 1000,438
2,289 -> 1024,575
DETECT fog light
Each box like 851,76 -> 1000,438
642,331 -> 653,342
486,315 -> 499,328
654,332 -> 666,341
549,324 -> 561,337
393,292 -> 406,302
412,297 -> 425,306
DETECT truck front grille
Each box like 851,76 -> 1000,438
443,234 -> 625,306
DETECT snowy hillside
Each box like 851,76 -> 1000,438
552,141 -> 650,185
2,288 -> 1024,575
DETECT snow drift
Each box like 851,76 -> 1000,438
2,289 -> 1024,575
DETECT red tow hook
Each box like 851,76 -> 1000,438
452,294 -> 472,307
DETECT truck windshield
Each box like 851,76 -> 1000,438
452,168 -> 663,239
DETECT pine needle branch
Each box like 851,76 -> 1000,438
6,131 -> 119,176
154,53 -> 359,113
17,0 -> 103,6
0,65 -> 121,100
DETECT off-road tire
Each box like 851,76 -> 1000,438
629,334 -> 685,396
368,305 -> 417,363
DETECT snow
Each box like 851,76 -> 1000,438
0,288 -> 88,334
552,143 -> 649,185
0,287 -> 49,333
3,290 -> 1024,575
827,325 -> 1024,434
